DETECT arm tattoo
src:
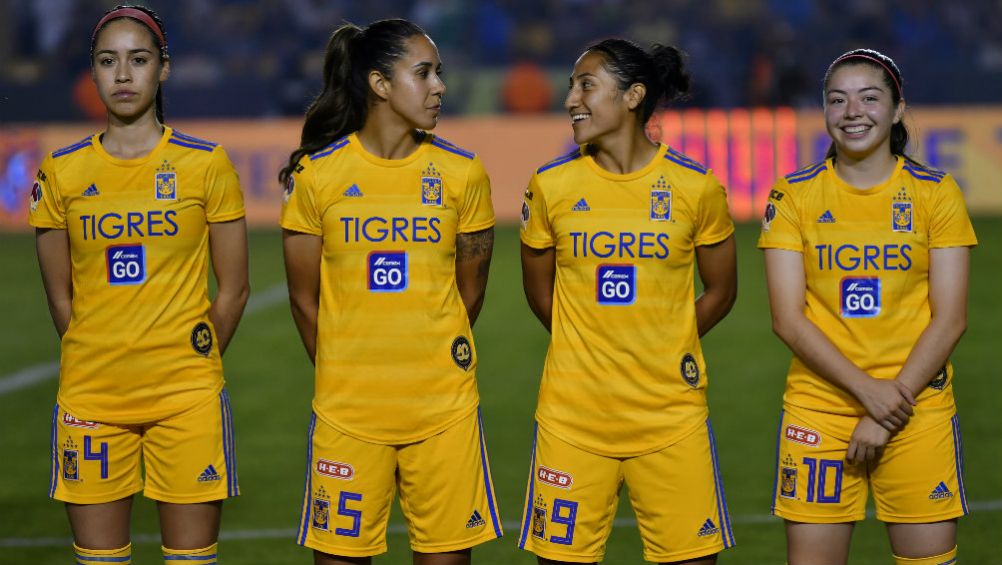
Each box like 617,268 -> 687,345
456,227 -> 494,262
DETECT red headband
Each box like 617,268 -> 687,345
92,7 -> 166,48
831,53 -> 901,96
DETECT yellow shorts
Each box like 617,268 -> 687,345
297,407 -> 502,557
50,389 -> 238,504
518,420 -> 734,563
772,407 -> 969,523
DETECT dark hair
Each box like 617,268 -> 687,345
279,19 -> 426,185
823,48 -> 909,158
584,38 -> 690,125
90,5 -> 169,123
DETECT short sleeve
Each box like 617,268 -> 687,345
928,175 -> 977,248
280,156 -> 322,235
757,180 -> 803,252
204,146 -> 245,223
693,171 -> 735,246
28,155 -> 66,229
519,175 -> 554,249
457,155 -> 495,233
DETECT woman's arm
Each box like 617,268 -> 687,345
208,218 -> 250,354
283,229 -> 322,364
455,227 -> 494,327
694,234 -> 737,337
521,243 -> 556,333
35,228 -> 73,338
764,248 -> 915,431
894,247 -> 970,395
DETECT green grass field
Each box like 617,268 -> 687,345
1,220 -> 999,564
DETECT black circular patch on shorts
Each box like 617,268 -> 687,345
680,353 -> 700,387
929,366 -> 948,390
451,336 -> 472,371
191,322 -> 213,356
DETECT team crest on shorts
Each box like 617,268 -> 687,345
155,160 -> 177,200
780,455 -> 797,499
311,486 -> 331,532
532,494 -> 547,540
190,322 -> 213,356
62,438 -> 80,481
451,336 -> 472,370
929,366 -> 949,390
892,188 -> 912,232
421,162 -> 443,206
680,353 -> 700,387
650,176 -> 672,221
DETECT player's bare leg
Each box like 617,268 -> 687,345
886,520 -> 957,560
65,496 -> 133,549
414,548 -> 471,565
786,520 -> 854,565
158,500 -> 221,549
315,552 -> 371,565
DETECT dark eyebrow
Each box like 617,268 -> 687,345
827,85 -> 886,96
569,72 -> 597,84
95,48 -> 155,56
412,61 -> 434,70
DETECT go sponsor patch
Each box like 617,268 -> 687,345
106,244 -> 146,285
840,277 -> 881,318
596,264 -> 635,305
368,251 -> 408,292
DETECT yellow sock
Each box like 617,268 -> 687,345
163,542 -> 218,564
894,545 -> 957,565
74,543 -> 131,565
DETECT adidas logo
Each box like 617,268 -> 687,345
817,210 -> 836,223
197,464 -> 222,482
571,198 -> 590,212
697,518 -> 720,537
465,509 -> 486,529
343,184 -> 363,197
928,481 -> 953,500
83,184 -> 99,197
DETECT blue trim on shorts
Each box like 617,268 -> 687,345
951,415 -> 969,515
518,422 -> 539,549
220,389 -> 238,497
50,404 -> 59,498
770,410 -> 784,514
298,413 -> 317,545
476,407 -> 503,538
707,420 -> 734,548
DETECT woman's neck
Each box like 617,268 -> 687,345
356,111 -> 421,160
590,126 -> 659,175
102,110 -> 163,160
833,149 -> 899,189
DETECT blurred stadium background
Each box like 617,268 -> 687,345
1,1 -> 999,563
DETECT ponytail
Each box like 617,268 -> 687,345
586,38 -> 690,125
280,19 -> 426,185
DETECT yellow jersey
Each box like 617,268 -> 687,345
758,157 -> 977,423
29,126 -> 245,424
280,132 -> 495,444
520,144 -> 735,457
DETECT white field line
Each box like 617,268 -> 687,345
0,284 -> 289,396
2,499 -> 999,548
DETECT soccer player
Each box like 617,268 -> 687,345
519,39 -> 738,564
759,49 -> 976,565
30,5 -> 248,565
279,19 -> 500,565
